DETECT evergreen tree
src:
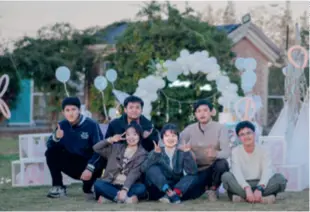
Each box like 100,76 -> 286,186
222,1 -> 237,25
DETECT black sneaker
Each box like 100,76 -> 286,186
47,186 -> 67,198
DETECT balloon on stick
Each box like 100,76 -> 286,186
94,76 -> 108,121
55,66 -> 71,97
106,69 -> 118,88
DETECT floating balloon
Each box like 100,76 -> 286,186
94,76 -> 108,91
243,58 -> 257,71
106,69 -> 118,83
55,66 -> 70,83
235,58 -> 245,71
241,70 -> 257,90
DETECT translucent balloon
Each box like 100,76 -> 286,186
243,58 -> 257,71
106,69 -> 118,83
94,76 -> 108,91
55,66 -> 70,83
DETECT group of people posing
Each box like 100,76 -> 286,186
45,96 -> 287,205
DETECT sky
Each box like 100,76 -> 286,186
0,0 -> 308,44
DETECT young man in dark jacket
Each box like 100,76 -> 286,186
105,95 -> 159,152
45,97 -> 104,198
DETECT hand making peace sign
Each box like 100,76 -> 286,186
153,141 -> 161,153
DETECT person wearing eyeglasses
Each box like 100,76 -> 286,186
221,121 -> 287,204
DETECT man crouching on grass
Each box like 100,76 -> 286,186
45,97 -> 104,199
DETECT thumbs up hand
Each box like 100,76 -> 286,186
55,124 -> 64,139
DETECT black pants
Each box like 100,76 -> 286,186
186,159 -> 229,199
45,143 -> 104,193
145,165 -> 197,201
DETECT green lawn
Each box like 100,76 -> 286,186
0,137 -> 309,211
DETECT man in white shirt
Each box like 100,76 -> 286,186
221,121 -> 287,204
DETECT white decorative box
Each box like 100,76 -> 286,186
274,163 -> 308,191
11,158 -> 73,187
19,133 -> 51,159
259,136 -> 286,165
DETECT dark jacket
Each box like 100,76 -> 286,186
105,114 -> 159,152
141,147 -> 198,180
46,115 -> 103,172
93,140 -> 147,190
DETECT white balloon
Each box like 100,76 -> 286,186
235,58 -> 245,71
94,76 -> 108,91
108,108 -> 117,119
241,70 -> 257,89
167,70 -> 179,82
209,57 -> 217,65
106,69 -> 118,83
55,66 -> 70,83
218,96 -> 225,106
244,58 -> 257,71
201,50 -> 209,58
180,49 -> 190,58
228,83 -> 238,92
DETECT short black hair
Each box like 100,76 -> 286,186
235,121 -> 256,136
124,95 -> 144,108
62,97 -> 81,110
160,123 -> 179,139
126,121 -> 144,142
193,100 -> 213,112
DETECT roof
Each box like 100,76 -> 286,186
99,22 -> 242,44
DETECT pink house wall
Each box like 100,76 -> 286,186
231,38 -> 270,126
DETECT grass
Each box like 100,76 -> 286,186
0,137 -> 309,211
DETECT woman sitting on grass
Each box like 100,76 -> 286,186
141,123 -> 198,204
93,122 -> 148,204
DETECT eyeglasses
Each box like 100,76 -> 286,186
238,131 -> 253,137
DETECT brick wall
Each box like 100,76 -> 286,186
231,37 -> 270,126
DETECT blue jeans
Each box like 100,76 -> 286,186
94,179 -> 146,202
145,165 -> 198,201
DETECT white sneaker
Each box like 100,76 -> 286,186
47,186 -> 67,198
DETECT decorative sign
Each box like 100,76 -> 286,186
0,74 -> 11,119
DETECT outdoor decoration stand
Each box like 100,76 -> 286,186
11,134 -> 79,187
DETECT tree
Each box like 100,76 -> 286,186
105,1 -> 239,129
279,1 -> 295,50
300,10 -> 309,49
5,23 -> 102,125
222,1 -> 237,25
201,5 -> 215,25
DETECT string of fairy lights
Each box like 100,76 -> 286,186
155,90 -> 220,122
